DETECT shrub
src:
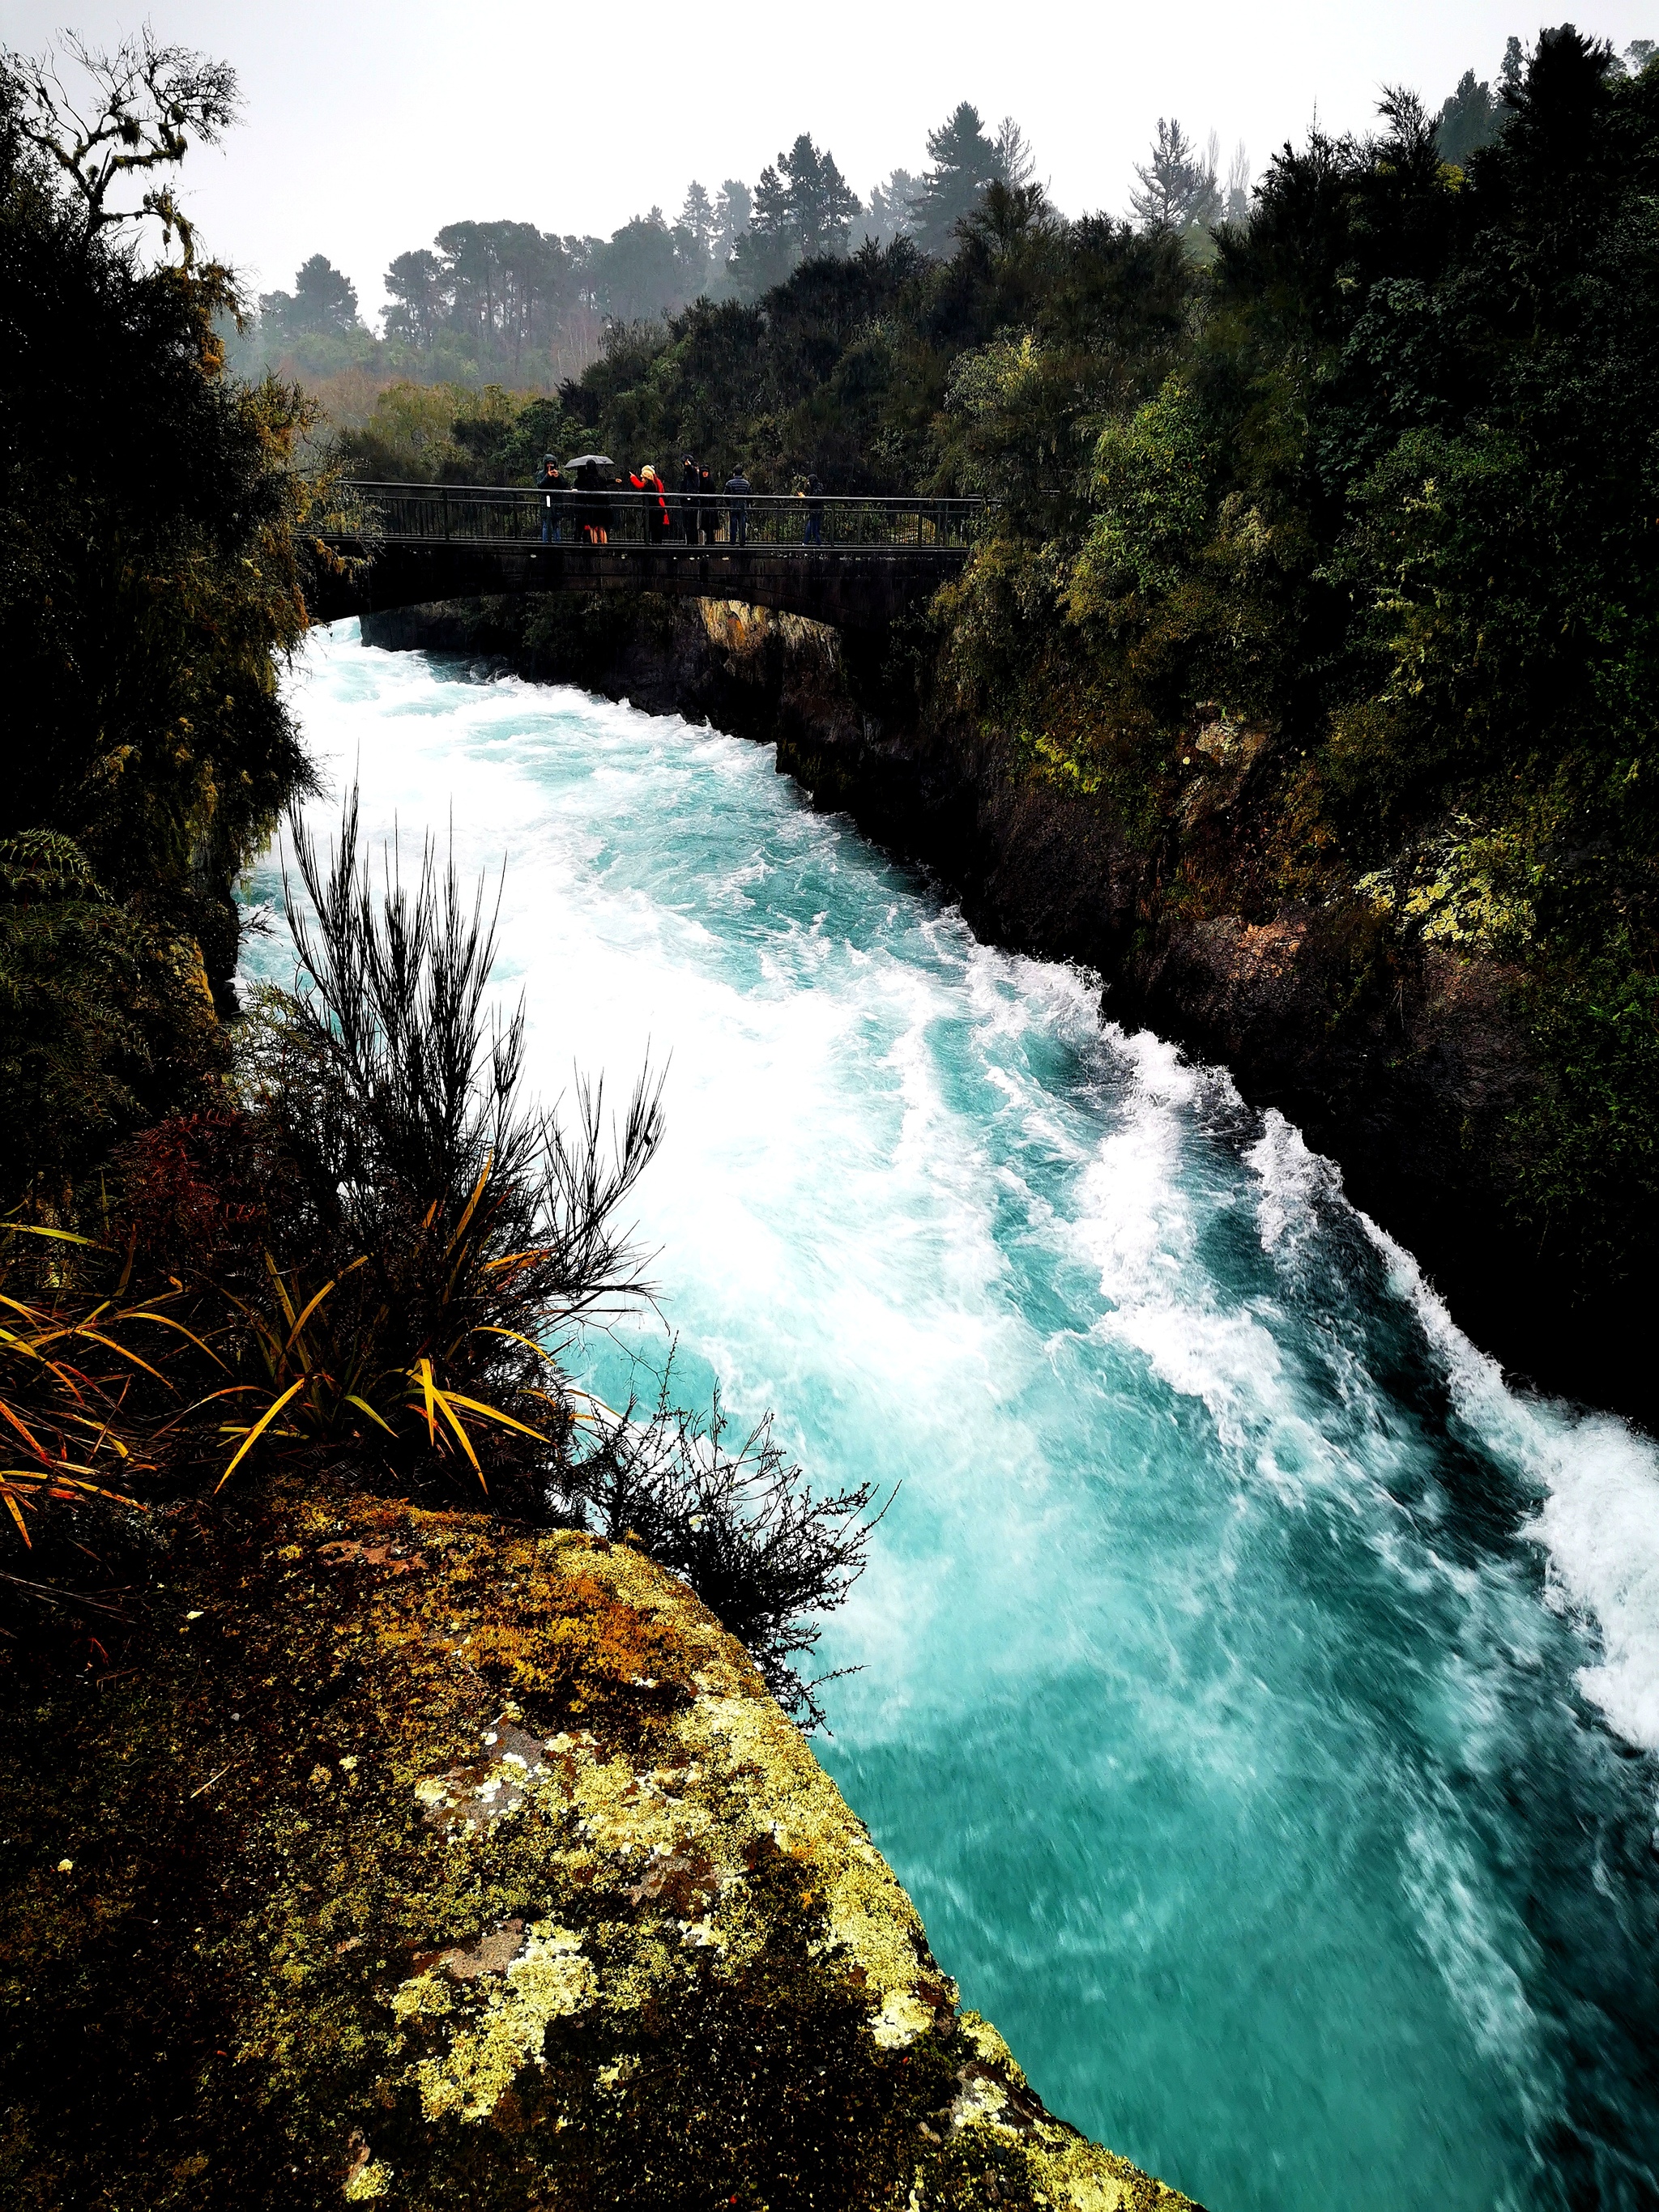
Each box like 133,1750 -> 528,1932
562,1378 -> 884,1728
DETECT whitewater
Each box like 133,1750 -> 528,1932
247,624 -> 1659,2211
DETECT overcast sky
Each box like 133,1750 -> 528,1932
9,2 -> 1656,316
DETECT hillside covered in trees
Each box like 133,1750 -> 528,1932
232,101 -> 1040,395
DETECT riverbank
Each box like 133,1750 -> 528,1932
358,592 -> 1640,1433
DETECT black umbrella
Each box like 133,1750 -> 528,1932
564,453 -> 615,473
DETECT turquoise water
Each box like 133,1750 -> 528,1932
253,626 -> 1659,2211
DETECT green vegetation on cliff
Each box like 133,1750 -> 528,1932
0,40 -> 325,1197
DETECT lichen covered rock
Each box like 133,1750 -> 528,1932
0,1487 -> 1200,2209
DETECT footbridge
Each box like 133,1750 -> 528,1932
308,483 -> 983,631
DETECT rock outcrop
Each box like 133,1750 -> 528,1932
0,1484 -> 1199,2210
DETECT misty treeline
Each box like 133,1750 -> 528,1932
240,101 -> 1044,390
245,33 -> 1659,400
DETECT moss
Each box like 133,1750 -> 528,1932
0,1485 -> 1203,2209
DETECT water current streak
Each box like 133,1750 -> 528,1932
249,626 -> 1659,2212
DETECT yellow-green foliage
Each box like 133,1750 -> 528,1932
0,1482 -> 1202,2210
1355,813 -> 1544,957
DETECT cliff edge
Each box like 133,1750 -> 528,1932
0,1485 -> 1200,2210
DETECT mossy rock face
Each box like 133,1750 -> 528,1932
0,1488 -> 1201,2210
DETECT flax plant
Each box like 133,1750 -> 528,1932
0,1222 -> 168,1543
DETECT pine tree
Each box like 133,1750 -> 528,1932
259,254 -> 359,339
1128,119 -> 1220,237
679,181 -> 714,262
992,116 -> 1036,190
864,168 -> 920,245
1434,69 -> 1503,168
1223,140 -> 1251,225
781,133 -> 859,258
714,178 -> 752,268
912,101 -> 1001,257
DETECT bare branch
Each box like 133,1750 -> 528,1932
7,26 -> 239,260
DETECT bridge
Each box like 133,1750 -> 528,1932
308,483 -> 983,631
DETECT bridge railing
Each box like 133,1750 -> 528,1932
333,481 -> 984,552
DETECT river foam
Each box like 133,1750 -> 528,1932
247,626 -> 1659,2212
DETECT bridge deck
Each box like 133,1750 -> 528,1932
309,482 -> 982,629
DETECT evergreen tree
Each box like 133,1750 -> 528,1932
1435,68 -> 1503,168
1129,119 -> 1221,237
731,159 -> 795,295
714,177 -> 752,265
864,168 -> 920,245
912,101 -> 1001,256
782,133 -> 859,256
679,180 -> 715,271
259,252 -> 358,337
382,247 -> 443,344
593,209 -> 683,324
730,134 -> 858,297
992,116 -> 1036,190
1223,140 -> 1251,224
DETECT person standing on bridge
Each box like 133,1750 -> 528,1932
680,456 -> 700,544
575,458 -> 608,544
638,464 -> 672,544
804,471 -> 825,545
725,464 -> 752,547
535,454 -> 565,543
699,466 -> 719,543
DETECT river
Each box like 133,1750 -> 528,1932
248,623 -> 1659,2212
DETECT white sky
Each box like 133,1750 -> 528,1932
9,2 -> 1656,318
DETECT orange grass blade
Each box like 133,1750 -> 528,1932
215,1377 -> 307,1491
472,1323 -> 558,1365
262,1253 -> 299,1331
282,1254 -> 366,1355
432,1392 -> 552,1445
414,1357 -> 438,1447
119,1312 -> 229,1368
432,1391 -> 483,1473
0,1399 -> 49,1462
343,1394 -> 398,1436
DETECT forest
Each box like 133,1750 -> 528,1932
232,101 -> 1043,395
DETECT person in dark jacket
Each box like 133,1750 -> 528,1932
680,456 -> 700,543
804,471 -> 825,545
535,454 -> 565,542
725,465 -> 752,546
699,466 -> 719,543
575,458 -> 607,544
